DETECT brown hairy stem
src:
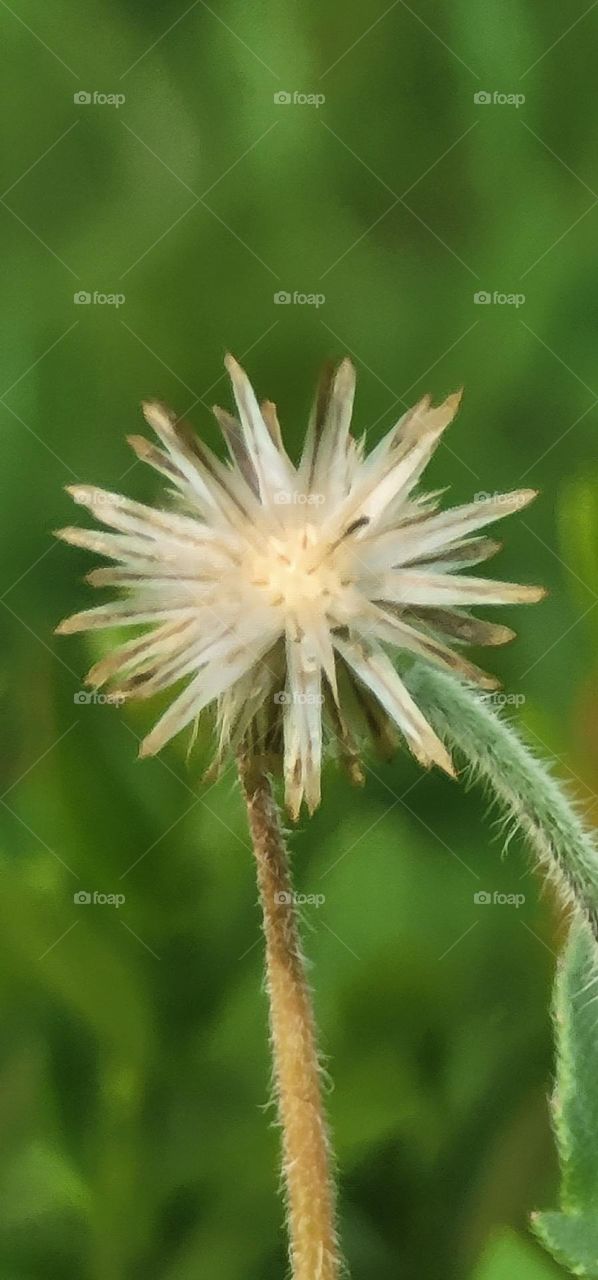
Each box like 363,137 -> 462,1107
237,753 -> 342,1280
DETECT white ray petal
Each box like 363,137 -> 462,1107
64,485 -> 241,550
410,536 -> 501,573
55,526 -> 162,562
56,601 -> 195,634
212,405 -> 259,494
356,397 -> 432,478
333,635 -> 455,775
126,435 -> 190,488
309,358 -> 356,502
86,619 -> 197,688
284,624 -> 323,818
224,355 -> 296,504
356,605 -> 498,688
140,632 -> 277,757
329,390 -> 462,537
305,619 -> 339,703
118,623 -> 246,700
404,608 -> 516,647
216,660 -> 277,759
375,570 -> 546,607
142,400 -> 262,534
298,360 -> 335,489
360,489 -> 537,570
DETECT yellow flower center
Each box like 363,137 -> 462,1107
247,525 -> 344,612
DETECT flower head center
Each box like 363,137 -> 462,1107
248,525 -> 342,611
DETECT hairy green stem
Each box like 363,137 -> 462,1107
406,663 -> 598,936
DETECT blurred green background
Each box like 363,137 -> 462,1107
1,1 -> 597,1276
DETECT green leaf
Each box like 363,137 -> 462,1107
533,1213 -> 598,1278
531,920 -> 598,1277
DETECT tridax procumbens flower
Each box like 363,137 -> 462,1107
56,356 -> 544,818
